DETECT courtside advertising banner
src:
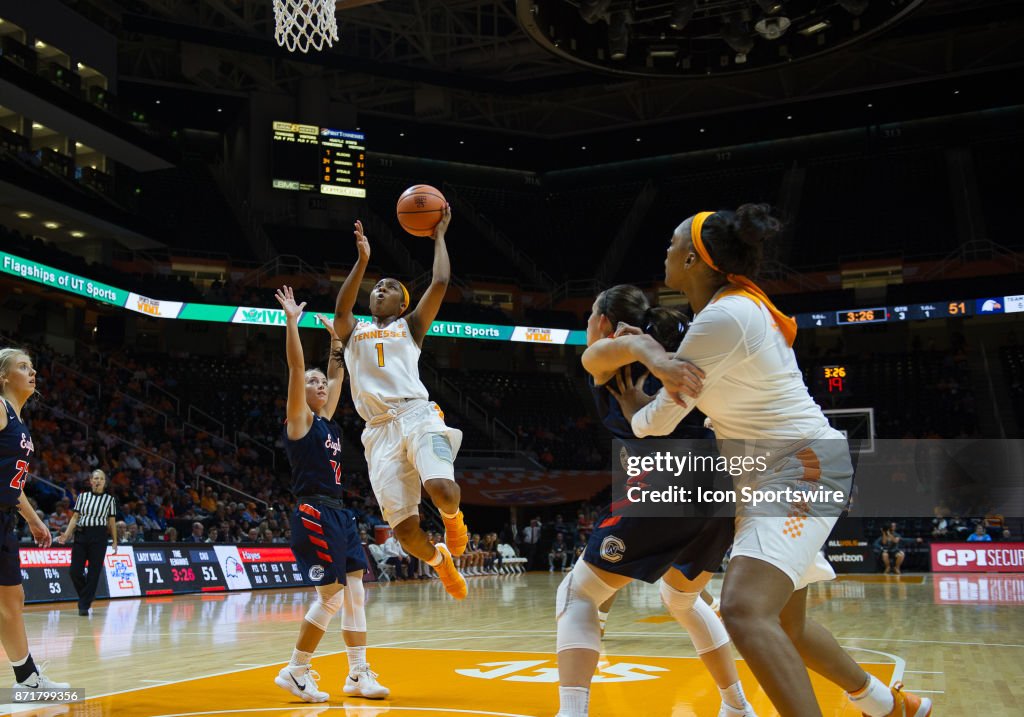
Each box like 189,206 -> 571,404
930,543 -> 1024,573
215,545 -> 253,590
103,546 -> 141,597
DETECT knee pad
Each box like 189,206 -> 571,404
305,583 -> 344,631
341,574 -> 367,633
555,561 -> 617,654
659,580 -> 730,655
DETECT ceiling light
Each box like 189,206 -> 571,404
755,0 -> 783,13
722,19 -> 755,57
43,221 -> 60,229
70,231 -> 86,238
155,100 -> 161,104
16,212 -> 33,219
75,141 -> 83,148
76,62 -> 85,71
35,40 -> 46,49
798,20 -> 830,36
579,0 -> 612,25
669,0 -> 697,31
32,122 -> 43,130
648,45 -> 679,59
755,16 -> 791,40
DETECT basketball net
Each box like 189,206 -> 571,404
272,0 -> 339,53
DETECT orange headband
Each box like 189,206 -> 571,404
689,211 -> 798,347
398,282 -> 410,315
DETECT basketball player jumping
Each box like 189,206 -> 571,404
273,287 -> 389,703
333,208 -> 469,600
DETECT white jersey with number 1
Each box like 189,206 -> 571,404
344,318 -> 429,421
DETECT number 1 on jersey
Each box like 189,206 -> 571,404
375,342 -> 385,367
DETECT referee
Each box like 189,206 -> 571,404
57,469 -> 118,616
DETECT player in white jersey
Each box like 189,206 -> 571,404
607,205 -> 931,717
333,209 -> 469,600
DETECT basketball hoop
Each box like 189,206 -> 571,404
272,0 -> 339,53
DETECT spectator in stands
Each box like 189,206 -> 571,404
382,532 -> 412,579
116,521 -> 127,544
549,534 -> 569,572
124,523 -> 141,544
46,498 -> 72,535
1000,528 -> 1019,542
163,527 -> 178,542
186,522 -> 205,542
205,527 -> 219,544
967,523 -> 992,542
874,522 -> 904,574
246,527 -> 259,542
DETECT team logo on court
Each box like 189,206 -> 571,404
309,565 -> 325,581
600,535 -> 626,563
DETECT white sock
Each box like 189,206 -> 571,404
347,646 -> 367,672
10,654 -> 29,668
557,686 -> 589,717
848,675 -> 894,716
289,648 -> 313,669
719,681 -> 747,710
427,548 -> 444,567
597,611 -> 609,632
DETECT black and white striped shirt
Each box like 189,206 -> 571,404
73,491 -> 117,528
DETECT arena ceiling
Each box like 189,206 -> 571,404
66,0 -> 1024,139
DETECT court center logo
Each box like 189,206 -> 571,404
309,565 -> 325,582
600,535 -> 626,563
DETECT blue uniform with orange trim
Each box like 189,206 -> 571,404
284,415 -> 367,586
0,398 -> 32,586
584,357 -> 734,583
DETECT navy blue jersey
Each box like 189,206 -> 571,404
589,368 -> 711,440
0,398 -> 32,507
283,415 -> 345,499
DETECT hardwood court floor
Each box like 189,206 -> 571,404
3,571 -> 1022,716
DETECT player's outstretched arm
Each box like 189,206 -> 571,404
316,313 -> 345,419
276,286 -> 314,440
583,332 -> 704,399
407,205 -> 452,345
334,220 -> 371,344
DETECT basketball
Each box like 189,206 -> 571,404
396,184 -> 446,237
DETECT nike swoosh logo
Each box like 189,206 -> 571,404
290,673 -> 307,691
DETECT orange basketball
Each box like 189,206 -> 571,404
396,184 -> 446,237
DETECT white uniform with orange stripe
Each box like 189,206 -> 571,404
632,290 -> 852,589
344,318 -> 462,527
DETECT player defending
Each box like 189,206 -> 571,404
273,288 -> 389,703
334,209 -> 469,600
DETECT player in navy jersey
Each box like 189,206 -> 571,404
271,288 -> 389,703
554,287 -> 756,717
0,348 -> 69,692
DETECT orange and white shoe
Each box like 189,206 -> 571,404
442,510 -> 469,557
434,543 -> 467,600
863,682 -> 932,717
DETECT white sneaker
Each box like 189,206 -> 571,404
344,663 -> 390,699
275,664 -> 329,703
13,667 -> 70,690
719,702 -> 758,717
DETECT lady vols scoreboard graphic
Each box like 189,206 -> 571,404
19,544 -> 314,603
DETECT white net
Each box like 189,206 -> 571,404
272,0 -> 339,54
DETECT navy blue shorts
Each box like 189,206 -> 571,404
290,500 -> 368,586
0,509 -> 22,586
583,510 -> 734,584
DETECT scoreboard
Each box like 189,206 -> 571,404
798,299 -> 977,328
270,121 -> 367,198
135,546 -> 228,595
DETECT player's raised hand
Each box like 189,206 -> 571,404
274,286 -> 307,321
315,313 -> 340,341
431,204 -> 452,241
354,220 -> 371,261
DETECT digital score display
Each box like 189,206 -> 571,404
238,546 -> 308,587
799,300 -> 976,328
135,547 -> 228,595
822,365 -> 848,393
271,121 -> 367,198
